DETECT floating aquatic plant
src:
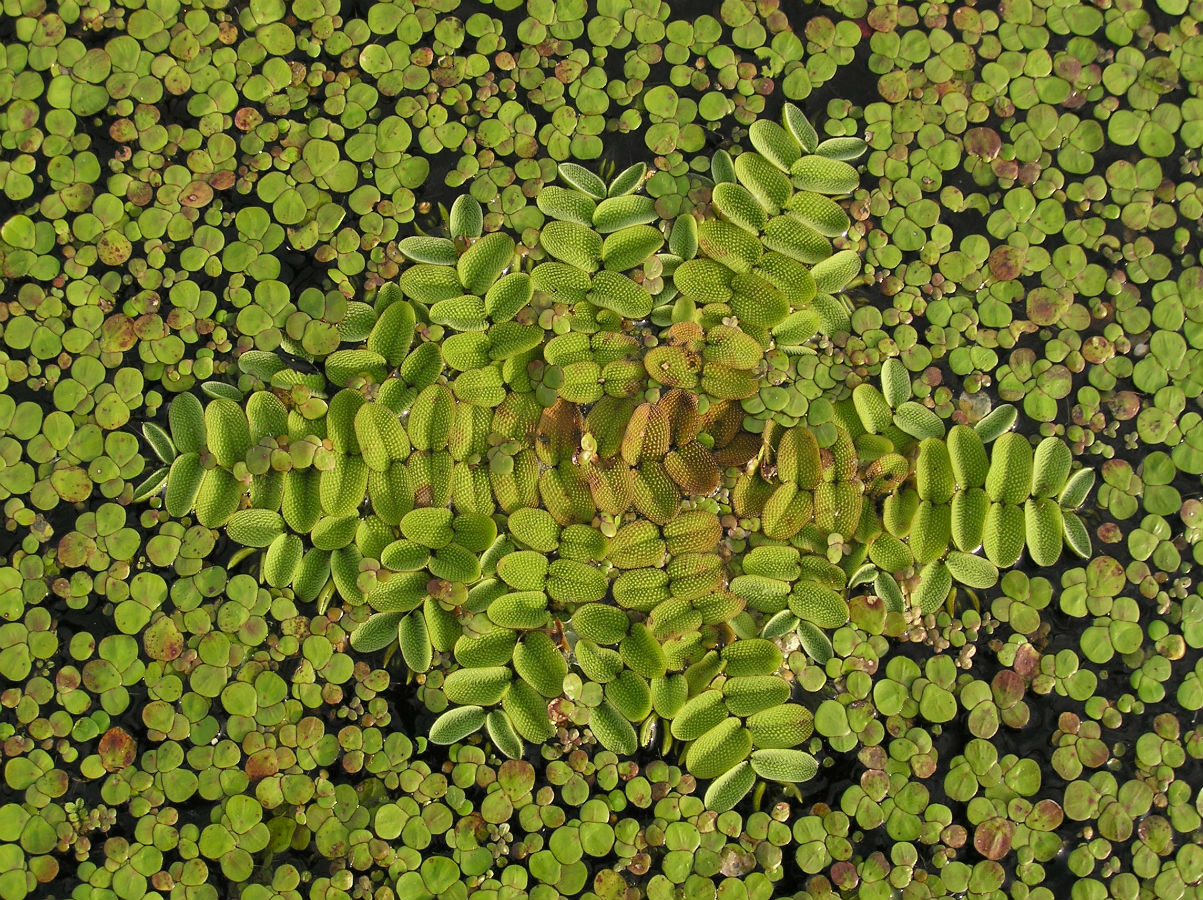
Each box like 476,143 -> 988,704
0,2 -> 1200,899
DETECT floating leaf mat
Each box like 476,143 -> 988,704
0,2 -> 1201,900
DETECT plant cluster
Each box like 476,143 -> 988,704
1,2 -> 1203,900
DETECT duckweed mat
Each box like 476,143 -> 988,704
1,1 -> 1203,900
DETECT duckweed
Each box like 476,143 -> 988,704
1,1 -> 1201,900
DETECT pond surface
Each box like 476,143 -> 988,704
0,2 -> 1201,900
